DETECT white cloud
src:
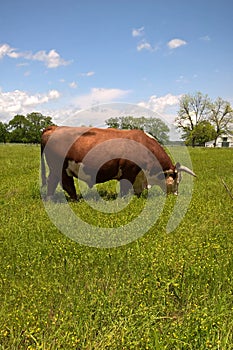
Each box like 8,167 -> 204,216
8,51 -> 21,59
0,89 -> 60,120
132,27 -> 159,53
167,38 -> 187,49
30,49 -> 71,68
86,71 -> 95,77
47,90 -> 60,99
87,71 -> 94,77
74,87 -> 131,108
136,38 -> 159,52
137,41 -> 153,52
138,93 -> 182,122
80,71 -> 95,77
69,81 -> 78,89
0,43 -> 71,68
138,93 -> 184,140
0,43 -> 17,59
132,26 -> 144,37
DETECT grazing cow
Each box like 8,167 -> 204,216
41,126 -> 196,200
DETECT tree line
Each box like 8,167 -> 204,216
0,113 -> 54,143
0,113 -> 170,145
1,92 -> 232,146
105,116 -> 170,144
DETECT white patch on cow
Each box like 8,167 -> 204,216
144,132 -> 156,140
66,160 -> 92,185
165,170 -> 178,194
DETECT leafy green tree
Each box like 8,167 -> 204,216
120,116 -> 146,130
105,116 -> 169,144
185,121 -> 217,146
7,112 -> 54,143
176,92 -> 211,147
26,112 -> 53,143
209,97 -> 233,146
106,116 -> 146,130
0,122 -> 9,143
105,117 -> 120,129
8,115 -> 30,143
176,93 -> 233,146
144,117 -> 169,144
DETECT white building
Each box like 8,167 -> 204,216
205,134 -> 233,148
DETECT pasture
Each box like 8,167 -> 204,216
0,144 -> 233,349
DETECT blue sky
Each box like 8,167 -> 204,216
1,0 -> 233,128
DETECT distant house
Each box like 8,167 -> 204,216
205,134 -> 233,148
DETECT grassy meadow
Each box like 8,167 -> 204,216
0,144 -> 233,349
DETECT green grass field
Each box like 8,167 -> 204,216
0,144 -> 233,349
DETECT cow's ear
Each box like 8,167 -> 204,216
175,162 -> 181,170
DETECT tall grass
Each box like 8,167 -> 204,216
0,144 -> 232,349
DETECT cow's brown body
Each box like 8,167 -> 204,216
41,126 -> 196,200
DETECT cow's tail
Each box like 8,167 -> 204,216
40,125 -> 58,187
41,142 -> 47,186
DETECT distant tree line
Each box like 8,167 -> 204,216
105,116 -> 170,144
1,92 -> 232,146
176,92 -> 233,146
0,113 -> 54,143
0,113 -> 170,145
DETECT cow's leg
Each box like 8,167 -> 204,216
61,170 -> 78,200
133,170 -> 148,196
46,171 -> 60,200
119,179 -> 133,197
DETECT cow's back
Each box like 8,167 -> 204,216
41,126 -> 173,171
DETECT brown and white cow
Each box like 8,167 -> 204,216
41,125 -> 196,200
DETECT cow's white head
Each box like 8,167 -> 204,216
164,169 -> 180,195
144,162 -> 196,195
164,162 -> 196,195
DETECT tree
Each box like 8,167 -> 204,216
106,116 -> 145,130
105,116 -> 169,144
26,112 -> 53,143
121,116 -> 144,130
104,117 -> 120,129
185,121 -> 217,146
7,112 -> 54,143
176,92 -> 211,147
176,93 -> 233,146
8,115 -> 30,142
209,97 -> 233,146
144,117 -> 170,144
0,122 -> 9,143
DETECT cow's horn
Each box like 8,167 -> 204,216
175,162 -> 196,177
